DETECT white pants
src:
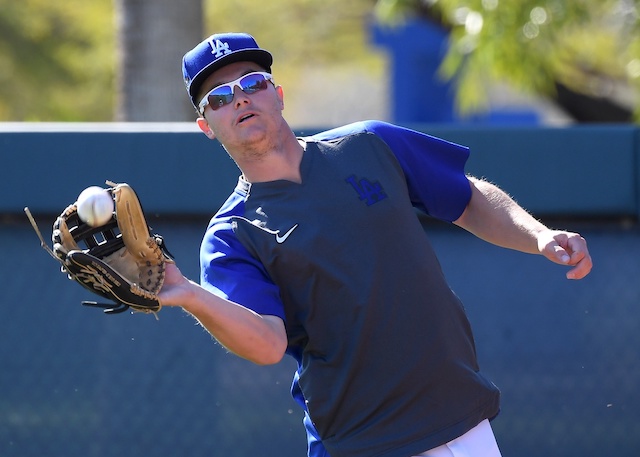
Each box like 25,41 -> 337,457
413,420 -> 502,457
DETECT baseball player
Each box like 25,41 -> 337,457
157,33 -> 592,457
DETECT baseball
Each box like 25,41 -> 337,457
76,186 -> 114,226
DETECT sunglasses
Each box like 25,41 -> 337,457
198,71 -> 274,114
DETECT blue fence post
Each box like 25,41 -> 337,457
371,19 -> 455,123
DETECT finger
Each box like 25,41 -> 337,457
565,235 -> 587,257
543,240 -> 570,265
566,253 -> 593,280
552,244 -> 571,264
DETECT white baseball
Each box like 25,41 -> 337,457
76,186 -> 115,226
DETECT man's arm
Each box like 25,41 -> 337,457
159,263 -> 288,365
453,177 -> 592,280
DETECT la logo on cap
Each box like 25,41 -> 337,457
208,38 -> 232,58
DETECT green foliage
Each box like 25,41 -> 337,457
0,0 -> 114,121
375,0 -> 640,120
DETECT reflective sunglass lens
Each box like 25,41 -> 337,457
201,73 -> 271,112
209,91 -> 234,110
240,74 -> 268,93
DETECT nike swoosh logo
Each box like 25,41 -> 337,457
238,217 -> 300,244
275,224 -> 298,244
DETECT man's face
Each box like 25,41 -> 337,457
197,61 -> 285,153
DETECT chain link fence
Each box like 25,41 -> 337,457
2,217 -> 638,456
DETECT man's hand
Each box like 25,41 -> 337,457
158,262 -> 196,307
537,230 -> 592,280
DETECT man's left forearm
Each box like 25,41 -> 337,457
453,176 -> 547,254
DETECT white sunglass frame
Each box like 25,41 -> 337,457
198,71 -> 274,115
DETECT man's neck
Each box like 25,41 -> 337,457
235,131 -> 305,184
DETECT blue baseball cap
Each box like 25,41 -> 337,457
182,33 -> 273,109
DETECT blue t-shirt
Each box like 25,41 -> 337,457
200,121 -> 500,457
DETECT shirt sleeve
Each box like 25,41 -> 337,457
365,120 -> 471,222
200,214 -> 286,320
314,120 -> 472,222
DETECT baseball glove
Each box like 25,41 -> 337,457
25,181 -> 173,315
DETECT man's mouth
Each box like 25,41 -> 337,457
238,113 -> 255,123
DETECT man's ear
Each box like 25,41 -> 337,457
276,85 -> 285,110
196,117 -> 216,140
